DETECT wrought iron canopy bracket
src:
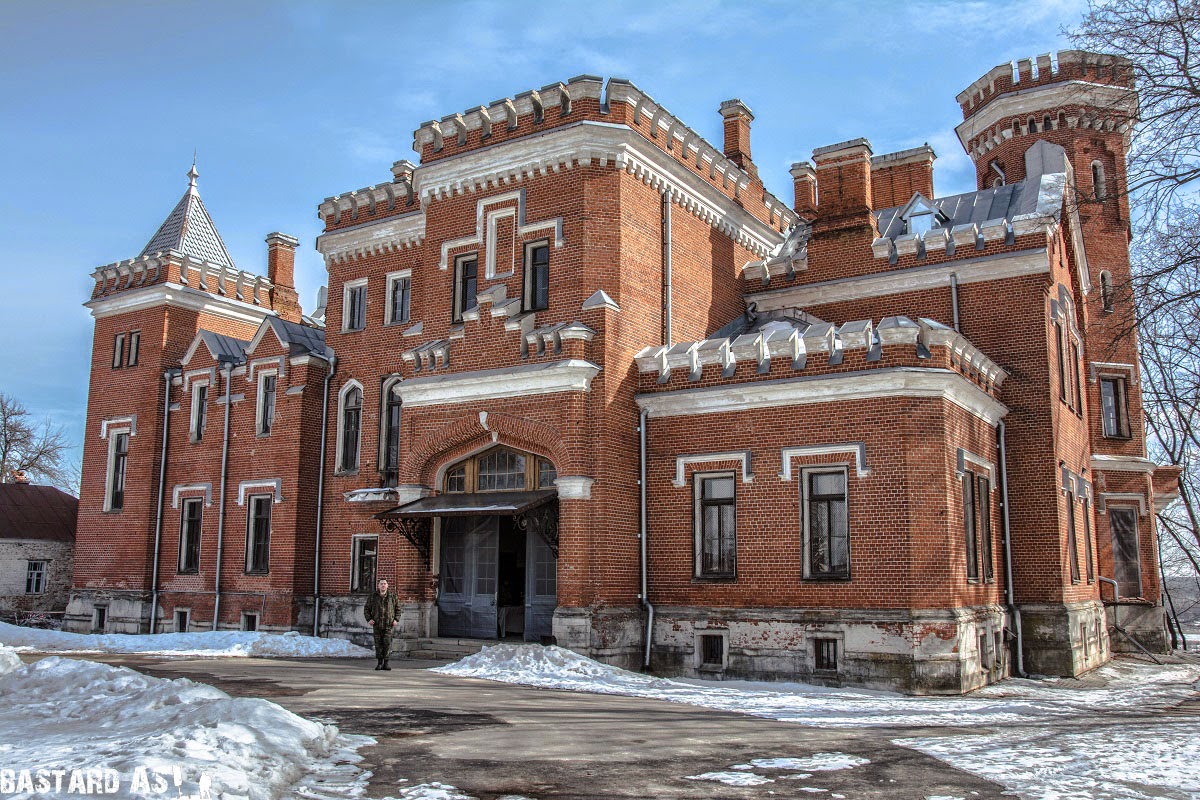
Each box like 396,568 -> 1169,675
379,516 -> 432,569
515,499 -> 559,557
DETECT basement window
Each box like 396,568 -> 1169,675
242,613 -> 259,632
814,638 -> 839,672
174,609 -> 190,633
699,634 -> 725,669
93,606 -> 108,633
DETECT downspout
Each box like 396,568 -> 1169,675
149,368 -> 178,634
997,420 -> 1027,677
950,272 -> 961,332
662,193 -> 673,347
211,363 -> 233,631
639,409 -> 654,669
313,355 -> 337,636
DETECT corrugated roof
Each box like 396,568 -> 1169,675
0,483 -> 77,543
139,166 -> 237,268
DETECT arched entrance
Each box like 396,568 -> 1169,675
380,445 -> 558,641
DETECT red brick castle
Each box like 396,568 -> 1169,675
70,51 -> 1179,693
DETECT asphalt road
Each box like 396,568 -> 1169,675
22,652 -> 1011,800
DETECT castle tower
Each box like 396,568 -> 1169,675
956,53 -> 1172,655
68,166 -> 289,633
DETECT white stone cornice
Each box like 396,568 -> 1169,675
315,210 -> 426,264
955,80 -> 1137,152
780,444 -> 870,479
238,478 -> 283,505
747,248 -> 1049,311
171,483 -> 213,508
554,476 -> 594,499
672,451 -> 754,487
636,367 -> 1009,425
1090,455 -> 1157,474
85,283 -> 276,327
397,359 -> 601,407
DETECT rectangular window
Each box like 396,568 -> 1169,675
25,561 -> 47,594
1066,490 -> 1081,583
963,472 -> 980,581
174,609 -> 189,632
1083,499 -> 1095,583
108,432 -> 129,511
191,384 -> 208,442
694,473 -> 736,578
523,241 -> 550,311
452,255 -> 478,322
257,374 -> 277,436
112,333 -> 126,369
1070,341 -> 1083,412
382,389 -> 402,487
805,469 -> 849,579
814,638 -> 839,672
1054,321 -> 1066,403
979,476 -> 994,582
127,331 -> 140,367
343,281 -> 367,331
699,634 -> 724,667
1110,507 -> 1142,597
93,606 -> 108,633
1100,377 -> 1130,438
351,537 -> 378,593
246,495 -> 271,573
387,273 -> 411,325
178,498 -> 202,573
241,613 -> 258,632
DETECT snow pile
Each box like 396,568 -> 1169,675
0,641 -> 22,677
435,643 -> 1200,727
0,647 -> 366,800
0,621 -> 371,658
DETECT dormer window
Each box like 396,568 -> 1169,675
899,194 -> 942,237
907,211 -> 933,236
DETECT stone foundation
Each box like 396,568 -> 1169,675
647,605 -> 1010,695
64,589 -> 153,634
1105,601 -> 1169,654
315,596 -> 432,649
553,605 -> 643,671
1017,600 -> 1109,676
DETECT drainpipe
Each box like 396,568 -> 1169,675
997,420 -> 1027,677
950,272 -> 961,332
149,368 -> 179,634
211,363 -> 234,631
313,355 -> 337,636
639,409 -> 654,669
661,193 -> 673,347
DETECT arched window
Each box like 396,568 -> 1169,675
1100,271 -> 1114,312
1012,119 -> 1022,136
1028,117 -> 1038,133
440,446 -> 554,494
338,383 -> 363,472
478,448 -> 526,491
1091,161 -> 1107,200
1043,115 -> 1053,131
380,379 -> 402,486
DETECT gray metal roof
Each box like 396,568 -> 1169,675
198,330 -> 250,365
140,166 -> 237,268
873,181 -> 1038,240
264,317 -> 330,358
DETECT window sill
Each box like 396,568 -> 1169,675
341,328 -> 365,334
692,575 -> 737,584
176,570 -> 199,576
1101,434 -> 1133,441
803,574 -> 851,582
384,320 -> 410,328
102,509 -> 123,515
335,470 -> 360,478
244,570 -> 270,576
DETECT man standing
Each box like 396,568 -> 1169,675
364,578 -> 399,670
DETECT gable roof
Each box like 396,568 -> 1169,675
0,483 -> 78,543
246,317 -> 331,360
181,329 -> 251,367
139,165 -> 237,268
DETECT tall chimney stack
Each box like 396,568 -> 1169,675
810,138 -> 875,234
719,99 -> 757,179
789,161 -> 818,219
266,232 -> 302,324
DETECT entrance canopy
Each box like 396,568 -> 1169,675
374,489 -> 556,520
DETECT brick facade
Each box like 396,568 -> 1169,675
69,51 -> 1177,693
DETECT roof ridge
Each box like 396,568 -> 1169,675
139,166 -> 237,268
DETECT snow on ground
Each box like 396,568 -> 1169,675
0,644 -> 371,800
436,643 -> 1200,800
685,770 -> 775,786
0,620 -> 371,658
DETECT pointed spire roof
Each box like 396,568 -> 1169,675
139,161 -> 237,268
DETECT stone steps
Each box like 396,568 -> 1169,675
394,637 -> 498,661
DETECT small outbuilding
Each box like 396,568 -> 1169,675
0,473 -> 77,619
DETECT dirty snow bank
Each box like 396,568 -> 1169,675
0,644 -> 372,800
434,643 -> 1200,727
436,644 -> 1200,800
0,620 -> 371,658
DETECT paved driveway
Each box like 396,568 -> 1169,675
25,653 -> 1008,799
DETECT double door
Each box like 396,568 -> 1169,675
437,515 -> 556,641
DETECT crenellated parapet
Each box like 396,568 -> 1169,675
90,250 -> 274,306
634,315 -> 1007,393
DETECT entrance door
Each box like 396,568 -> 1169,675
437,516 -> 498,638
525,529 -> 556,641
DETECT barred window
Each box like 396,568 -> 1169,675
339,385 -> 362,471
178,498 -> 202,573
804,469 -> 849,579
246,495 -> 271,574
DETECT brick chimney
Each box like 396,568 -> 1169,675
870,144 -> 936,210
719,99 -> 757,179
266,232 -> 303,324
811,138 -> 875,234
789,161 -> 818,219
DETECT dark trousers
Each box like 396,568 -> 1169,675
372,626 -> 392,661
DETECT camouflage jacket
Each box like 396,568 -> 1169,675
364,590 -> 400,629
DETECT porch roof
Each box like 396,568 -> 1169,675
374,489 -> 556,519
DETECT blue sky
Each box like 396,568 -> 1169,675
0,0 -> 1085,476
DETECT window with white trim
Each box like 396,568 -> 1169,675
803,468 -> 849,579
1100,376 -> 1131,438
381,381 -> 402,487
386,271 -> 412,326
694,472 -> 736,579
127,331 -> 140,367
246,494 -> 271,574
343,279 -> 367,332
178,498 -> 202,573
25,561 -> 47,594
351,536 -> 378,593
105,430 -> 130,512
452,254 -> 478,323
1109,506 -> 1142,597
964,471 -> 980,582
1091,160 -> 1107,200
190,382 -> 209,443
337,382 -> 363,473
112,333 -> 126,369
523,241 -> 550,311
1066,486 -> 1081,584
257,372 -> 277,436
